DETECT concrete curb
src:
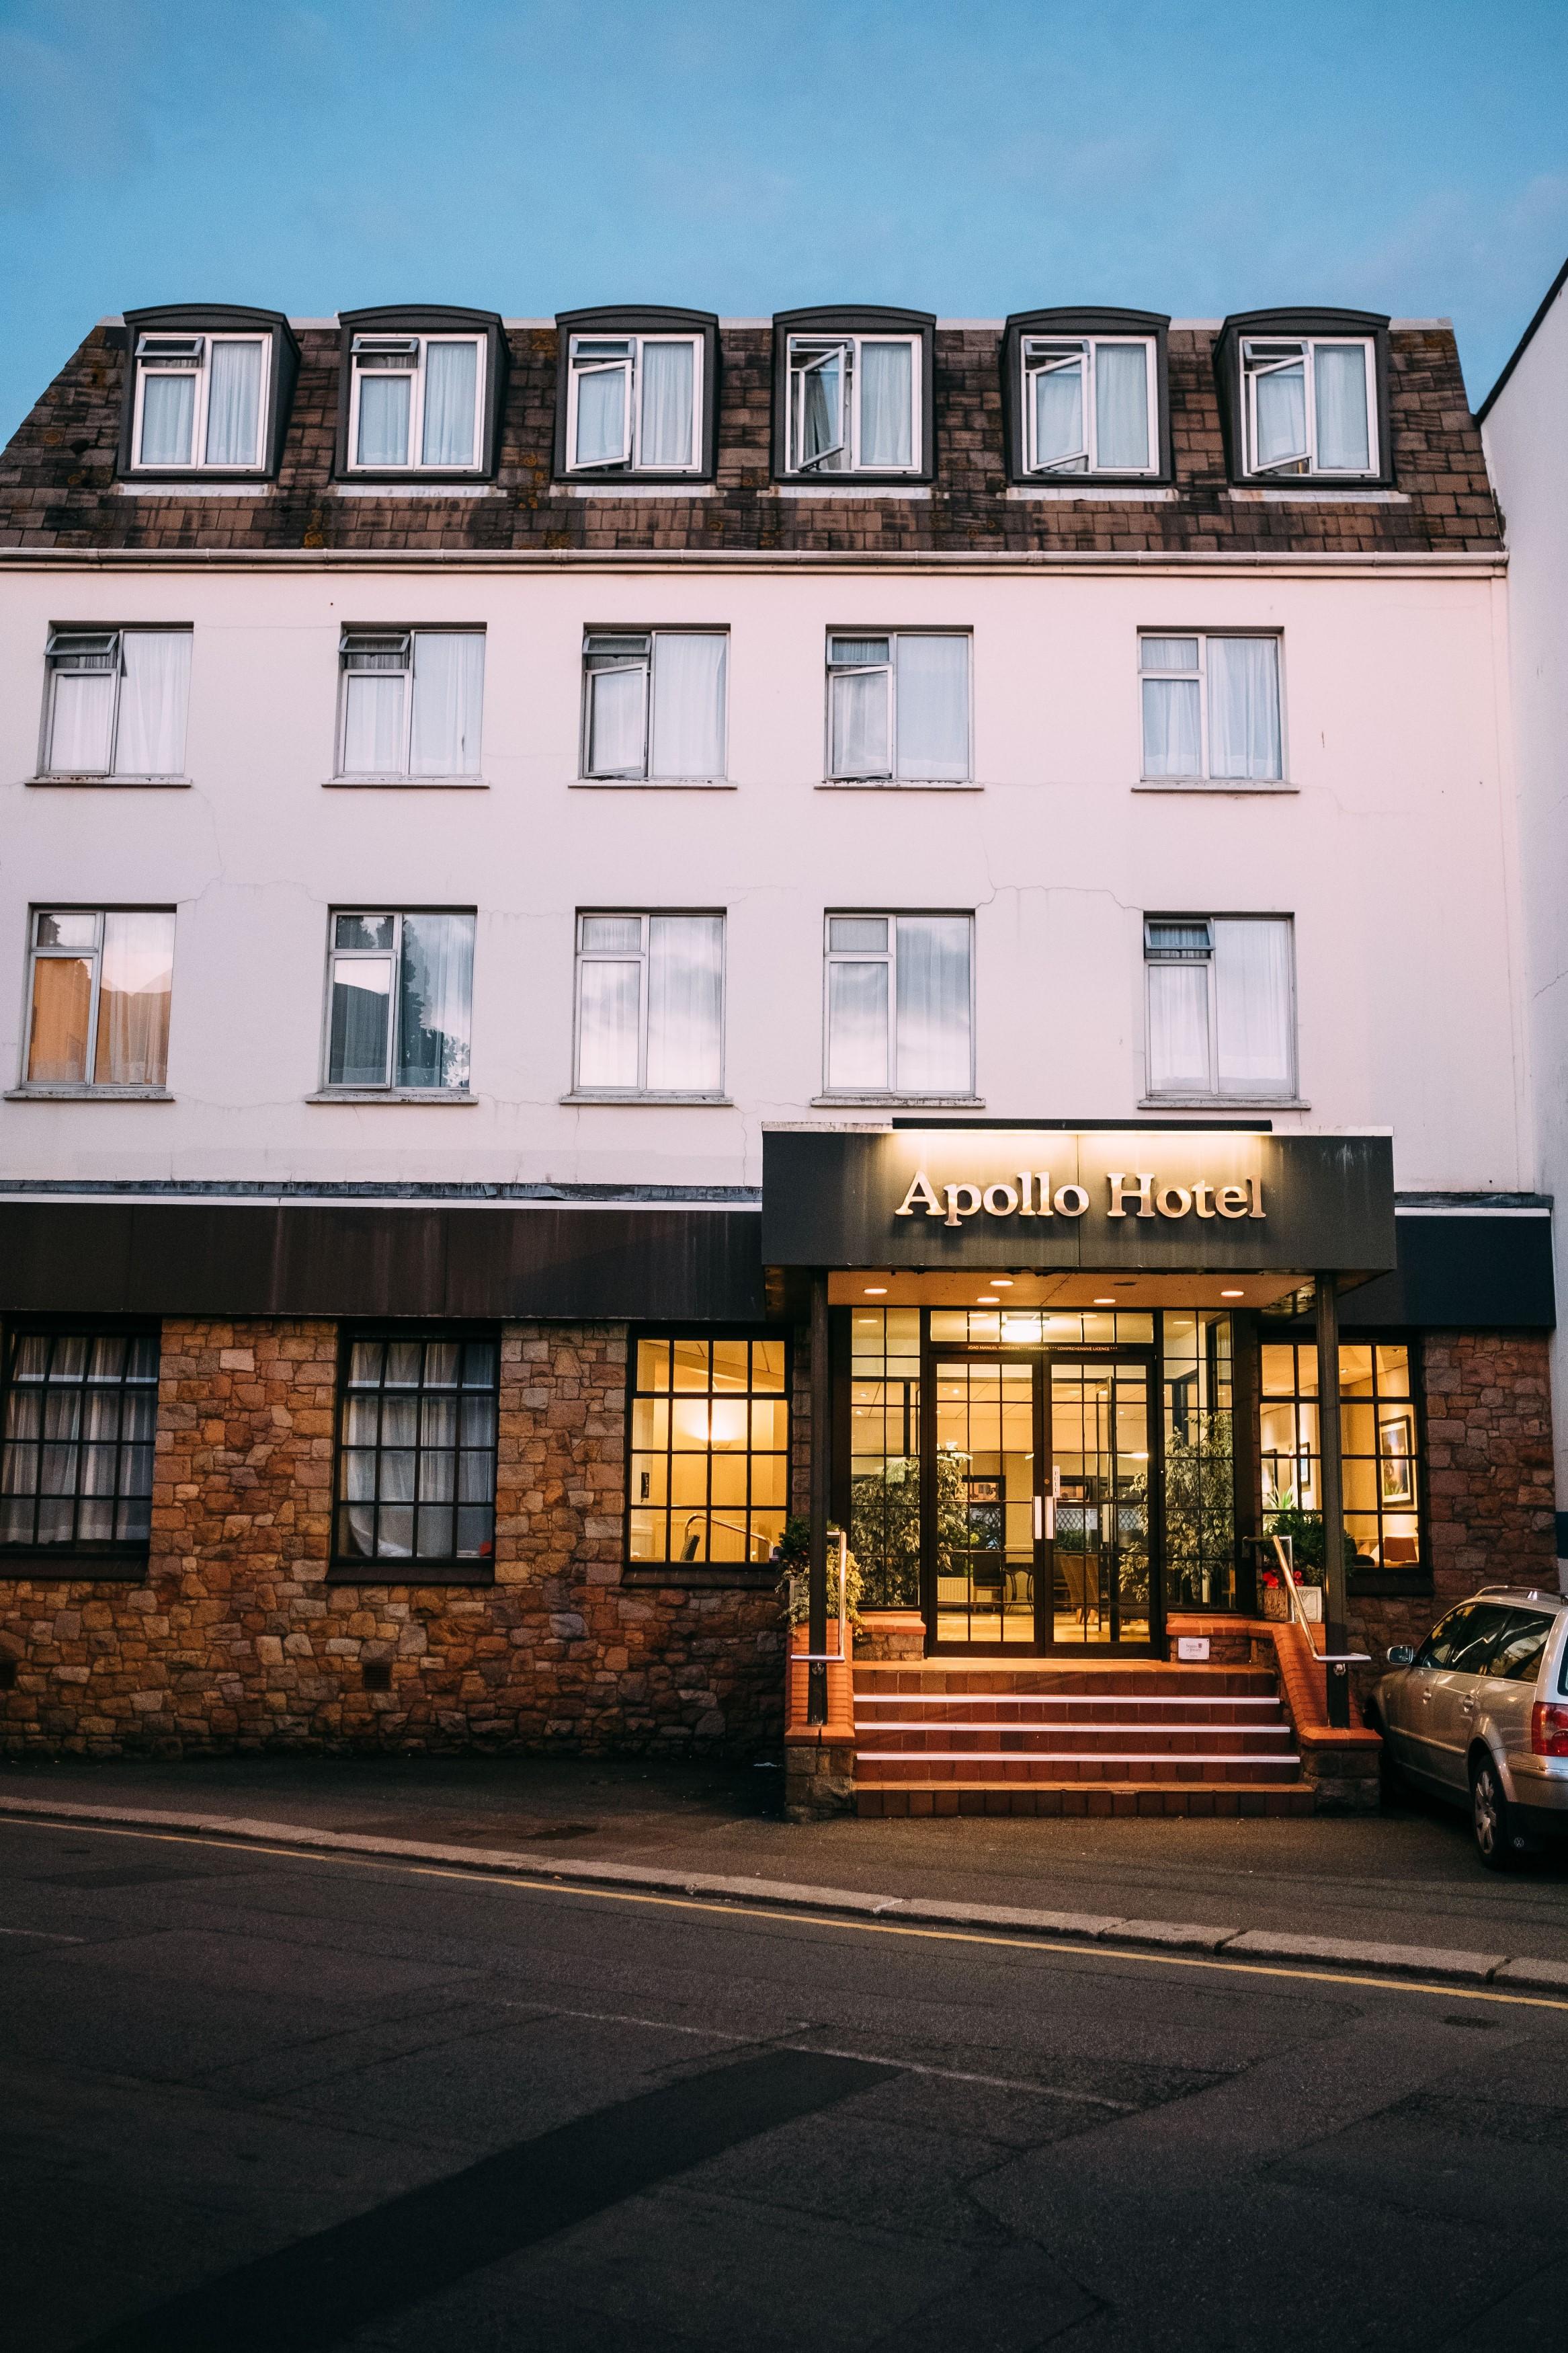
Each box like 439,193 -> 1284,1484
0,1792 -> 1556,1992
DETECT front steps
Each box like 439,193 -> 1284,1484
853,1660 -> 1312,1819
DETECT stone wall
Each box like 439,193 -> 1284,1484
0,1317 -> 789,1757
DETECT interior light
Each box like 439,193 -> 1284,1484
864,1285 -> 887,1295
977,1295 -> 999,1306
1221,1288 -> 1244,1299
1094,1298 -> 1115,1307
991,1277 -> 1013,1287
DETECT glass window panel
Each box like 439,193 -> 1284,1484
1033,355 -> 1084,467
858,340 -> 913,468
631,1398 -> 668,1451
640,340 -> 696,468
895,915 -> 971,1093
397,913 -> 474,1090
342,671 -> 407,773
114,633 -> 190,778
1213,920 -> 1292,1095
1141,638 -> 1200,672
827,958 -> 889,1092
575,361 -> 629,466
140,370 -> 195,466
710,1340 -> 749,1392
1314,344 -> 1370,471
797,347 -> 843,467
586,661 -> 648,775
337,915 -> 395,952
384,1342 -> 422,1387
409,633 -> 485,777
895,636 -> 968,781
329,958 -> 393,1086
649,634 -> 726,779
1376,1347 -> 1411,1396
94,912 -> 175,1087
49,668 -> 117,774
638,1339 -> 671,1392
1147,961 -> 1210,1095
1253,357 -> 1307,469
630,1331 -> 788,1566
751,1340 -> 786,1392
1339,1345 -> 1375,1390
1207,638 -> 1281,782
581,916 -> 641,954
830,662 -> 891,776
348,1339 -> 384,1384
205,340 -> 263,465
1142,676 -> 1202,777
28,957 -> 93,1085
1095,342 -> 1150,469
828,917 -> 887,953
577,958 -> 642,1090
646,915 -> 723,1092
421,342 -> 479,467
358,371 -> 411,466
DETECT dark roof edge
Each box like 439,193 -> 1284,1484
556,305 -> 718,332
1217,306 -> 1391,338
1477,253 -> 1568,424
338,303 -> 505,331
124,303 -> 300,360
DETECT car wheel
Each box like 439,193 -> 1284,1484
1470,1751 -> 1526,1871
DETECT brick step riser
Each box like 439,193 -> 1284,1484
857,1734 -> 1296,1757
860,1788 -> 1317,1819
860,1759 -> 1303,1785
855,1709 -> 1290,1729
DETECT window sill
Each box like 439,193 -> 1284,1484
817,778 -> 980,793
560,1092 -> 734,1107
5,1086 -> 172,1103
27,775 -> 192,789
1133,779 -> 1297,795
1138,1096 -> 1310,1111
331,481 -> 501,498
772,483 -> 932,500
305,1090 -> 477,1106
322,776 -> 489,789
116,479 -> 271,497
559,482 -> 717,499
1006,483 -> 1175,502
571,777 -> 736,791
0,1551 -> 149,1581
327,1562 -> 495,1586
1228,485 -> 1405,504
811,1094 -> 985,1109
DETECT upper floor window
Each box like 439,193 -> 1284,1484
337,629 -> 484,780
581,631 -> 727,781
824,912 -> 975,1099
1145,915 -> 1295,1103
573,912 -> 725,1098
121,305 -> 297,479
555,308 -> 718,481
0,1326 -> 160,1560
774,307 -> 934,481
827,632 -> 970,783
24,908 -> 176,1093
337,306 -> 505,477
324,911 -> 475,1094
1002,309 -> 1169,485
1139,633 -> 1282,783
1218,309 -> 1389,485
42,628 -> 190,779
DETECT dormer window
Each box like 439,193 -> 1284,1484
772,307 -> 934,483
1217,309 -> 1391,487
567,334 -> 700,473
1022,336 -> 1156,475
132,333 -> 267,470
349,334 -> 483,470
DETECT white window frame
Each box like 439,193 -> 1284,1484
320,909 -> 474,1094
822,910 -> 976,1099
1021,335 -> 1158,475
40,627 -> 192,780
579,630 -> 729,781
572,911 -> 727,1099
1143,914 -> 1298,1103
825,631 -> 972,783
565,333 -> 704,475
23,907 -> 176,1093
346,335 -> 487,473
786,333 -> 922,476
334,627 -> 485,780
1138,631 -> 1284,784
129,333 -> 271,473
1239,337 -> 1378,478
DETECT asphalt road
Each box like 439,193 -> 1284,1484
5,1814 -> 1568,2353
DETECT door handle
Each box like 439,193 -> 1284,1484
1036,1497 -> 1055,1541
1033,1496 -> 1042,1541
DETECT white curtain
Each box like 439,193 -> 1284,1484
641,341 -> 694,467
422,342 -> 479,466
650,633 -> 725,778
1147,963 -> 1211,1094
647,915 -> 723,1091
1034,359 -> 1084,466
94,911 -> 175,1086
1254,359 -> 1307,468
115,631 -> 190,775
860,341 -> 913,468
342,666 -> 407,774
895,635 -> 968,779
358,373 -> 410,466
205,340 -> 262,465
1207,637 -> 1281,780
587,661 -> 648,774
140,372 -> 194,465
397,913 -> 474,1088
576,364 -> 628,465
1314,343 -> 1370,471
577,957 -> 641,1088
48,661 -> 117,774
1214,919 -> 1293,1094
829,645 -> 890,775
895,915 -> 971,1092
410,633 -> 485,776
1095,344 -> 1149,470
798,350 -> 842,466
827,959 -> 889,1091
1141,678 -> 1202,777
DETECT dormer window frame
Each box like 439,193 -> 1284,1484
335,306 -> 508,484
119,305 -> 298,481
346,333 -> 486,475
1216,307 -> 1394,489
553,307 -> 720,484
772,307 -> 936,487
1001,309 -> 1171,487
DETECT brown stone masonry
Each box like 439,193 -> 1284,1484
0,1318 -> 789,1757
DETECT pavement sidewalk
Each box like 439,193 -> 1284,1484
5,1751 -> 1568,1984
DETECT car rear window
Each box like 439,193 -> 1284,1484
1483,1609 -> 1555,1683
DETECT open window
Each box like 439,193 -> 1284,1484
337,306 -> 507,479
1002,309 -> 1169,483
555,307 -> 717,479
120,305 -> 297,478
773,307 -> 934,482
1216,309 -> 1391,485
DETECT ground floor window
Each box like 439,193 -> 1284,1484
848,1306 -> 923,1605
333,1331 -> 498,1573
628,1333 -> 788,1568
1163,1310 -> 1235,1609
0,1326 -> 159,1556
1260,1338 -> 1422,1573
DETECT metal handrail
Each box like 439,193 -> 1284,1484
1269,1533 -> 1370,1666
796,1527 -> 850,1664
679,1512 -> 774,1564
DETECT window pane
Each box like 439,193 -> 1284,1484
827,959 -> 889,1092
581,916 -> 641,953
205,340 -> 263,465
798,348 -> 842,467
421,341 -> 478,467
49,666 -> 118,774
329,957 -> 393,1085
28,955 -> 93,1084
576,362 -> 629,466
577,959 -> 641,1089
1214,920 -> 1292,1095
358,372 -> 411,466
409,633 -> 485,776
1141,637 -> 1199,672
1254,360 -> 1307,469
1142,676 -> 1202,777
1315,344 -> 1370,471
140,370 -> 194,465
649,634 -> 726,779
337,915 -> 395,952
343,671 -> 407,774
829,664 -> 889,776
828,917 -> 888,953
895,916 -> 971,1093
94,912 -> 175,1087
895,636 -> 968,780
587,662 -> 648,775
1147,961 -> 1210,1094
859,340 -> 913,468
397,913 -> 474,1089
114,633 -> 191,776
1095,342 -> 1150,469
1034,358 -> 1084,466
1207,638 -> 1281,781
640,340 -> 695,467
647,915 -> 723,1092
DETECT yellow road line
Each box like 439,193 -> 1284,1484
4,1810 -> 1567,2016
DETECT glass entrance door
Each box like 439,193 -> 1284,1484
1047,1358 -> 1153,1648
931,1356 -> 1039,1646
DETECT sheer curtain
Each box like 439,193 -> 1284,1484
140,371 -> 194,465
93,912 -> 175,1086
640,341 -> 695,467
1214,919 -> 1293,1094
1034,358 -> 1084,466
1253,358 -> 1307,469
358,372 -> 411,466
342,657 -> 407,774
205,340 -> 263,465
859,341 -> 913,467
410,633 -> 485,775
421,342 -> 479,466
587,660 -> 649,774
115,632 -> 191,775
647,915 -> 723,1091
895,635 -> 968,779
895,916 -> 971,1092
1095,344 -> 1150,470
650,634 -> 726,778
829,643 -> 891,775
827,959 -> 889,1091
397,913 -> 475,1088
1147,963 -> 1211,1094
1207,638 -> 1281,780
1314,344 -> 1370,471
48,652 -> 118,773
575,364 -> 629,465
1140,637 -> 1203,778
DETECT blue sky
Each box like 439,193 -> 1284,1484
2,0 -> 1565,439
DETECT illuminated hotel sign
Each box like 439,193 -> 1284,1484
895,1168 -> 1266,1226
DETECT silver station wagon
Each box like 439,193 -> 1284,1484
1370,1585 -> 1568,1868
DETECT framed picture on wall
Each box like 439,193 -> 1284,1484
1378,1412 -> 1415,1507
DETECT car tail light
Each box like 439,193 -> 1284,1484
1530,1702 -> 1568,1756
